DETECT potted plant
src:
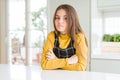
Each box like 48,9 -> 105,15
101,33 -> 120,53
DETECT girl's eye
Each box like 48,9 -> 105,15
55,17 -> 60,20
55,17 -> 67,20
64,17 -> 67,20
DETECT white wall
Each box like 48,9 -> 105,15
91,0 -> 103,54
47,0 -> 90,39
0,0 -> 9,64
47,0 -> 91,70
0,0 -> 1,63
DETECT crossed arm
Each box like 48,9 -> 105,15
40,33 -> 88,71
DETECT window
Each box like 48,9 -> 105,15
91,2 -> 120,55
2,0 -> 47,66
104,12 -> 120,34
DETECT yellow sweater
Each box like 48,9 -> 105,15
40,31 -> 88,71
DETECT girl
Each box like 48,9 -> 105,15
40,4 -> 88,71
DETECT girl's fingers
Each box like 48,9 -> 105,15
48,49 -> 53,54
46,55 -> 52,60
46,49 -> 56,60
47,52 -> 51,56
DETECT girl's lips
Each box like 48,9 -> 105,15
58,25 -> 63,27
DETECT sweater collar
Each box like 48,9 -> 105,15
59,33 -> 70,39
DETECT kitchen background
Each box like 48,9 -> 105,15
1,0 -> 120,74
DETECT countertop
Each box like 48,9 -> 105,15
0,64 -> 120,80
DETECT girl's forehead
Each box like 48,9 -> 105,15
56,9 -> 67,15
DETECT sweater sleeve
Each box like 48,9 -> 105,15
62,33 -> 88,71
40,32 -> 68,70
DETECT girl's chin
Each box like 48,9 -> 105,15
58,29 -> 64,32
57,28 -> 66,33
58,31 -> 66,34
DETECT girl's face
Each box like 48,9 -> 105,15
55,9 -> 68,34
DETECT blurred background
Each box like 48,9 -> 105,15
1,0 -> 120,74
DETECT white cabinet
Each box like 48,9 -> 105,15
91,59 -> 120,74
97,0 -> 120,11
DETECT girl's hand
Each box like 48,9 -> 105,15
68,55 -> 78,64
46,49 -> 56,60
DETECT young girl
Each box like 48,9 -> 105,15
40,4 -> 88,71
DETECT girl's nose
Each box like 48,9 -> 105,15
58,18 -> 64,23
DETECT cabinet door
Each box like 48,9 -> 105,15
97,0 -> 120,11
91,59 -> 120,74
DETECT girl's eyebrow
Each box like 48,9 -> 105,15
55,15 -> 67,17
55,15 -> 59,17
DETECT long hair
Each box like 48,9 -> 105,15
53,4 -> 88,58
